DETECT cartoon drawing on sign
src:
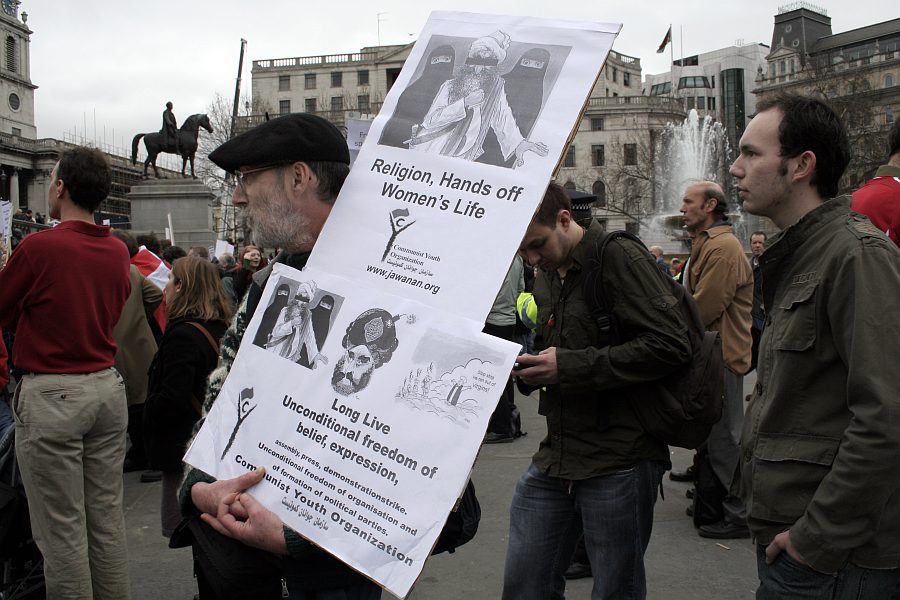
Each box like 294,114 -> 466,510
396,329 -> 506,428
221,387 -> 255,460
379,45 -> 456,148
477,47 -> 551,168
331,308 -> 416,396
254,278 -> 344,369
382,208 -> 416,262
393,31 -> 559,168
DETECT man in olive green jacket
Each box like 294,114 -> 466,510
503,183 -> 691,599
731,95 -> 900,599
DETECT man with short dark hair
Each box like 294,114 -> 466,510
852,119 -> 900,246
749,231 -> 767,372
679,180 -> 753,539
731,95 -> 900,598
179,113 -> 381,599
0,146 -> 132,598
502,183 -> 691,599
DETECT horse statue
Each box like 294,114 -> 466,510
131,113 -> 213,179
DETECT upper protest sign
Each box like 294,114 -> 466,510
309,11 -> 620,323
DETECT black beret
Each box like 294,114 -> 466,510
208,113 -> 350,172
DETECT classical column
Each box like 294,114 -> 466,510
10,169 -> 19,209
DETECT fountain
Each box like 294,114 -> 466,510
641,109 -> 732,253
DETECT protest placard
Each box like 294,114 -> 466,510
214,239 -> 235,259
186,264 -> 518,596
309,11 -> 620,323
185,10 -> 619,598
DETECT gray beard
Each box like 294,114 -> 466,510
247,188 -> 314,251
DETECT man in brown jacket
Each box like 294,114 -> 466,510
681,180 -> 753,539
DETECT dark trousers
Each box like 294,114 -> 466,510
756,545 -> 900,600
482,322 -> 516,436
126,403 -> 148,465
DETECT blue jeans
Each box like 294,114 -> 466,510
502,460 -> 665,600
756,545 -> 900,600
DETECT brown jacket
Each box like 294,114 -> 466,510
113,265 -> 163,406
686,223 -> 752,374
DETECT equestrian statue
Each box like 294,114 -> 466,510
131,102 -> 213,179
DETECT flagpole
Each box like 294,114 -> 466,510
670,24 -> 675,99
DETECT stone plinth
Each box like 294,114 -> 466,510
127,178 -> 216,248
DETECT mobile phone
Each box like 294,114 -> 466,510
513,361 -> 532,371
242,257 -> 252,269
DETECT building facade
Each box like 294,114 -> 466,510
250,44 -> 413,129
753,3 -> 899,190
644,43 -> 770,157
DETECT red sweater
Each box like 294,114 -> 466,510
0,220 -> 131,374
0,328 -> 8,390
852,166 -> 900,246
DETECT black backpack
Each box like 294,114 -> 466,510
431,479 -> 481,555
582,231 -> 724,449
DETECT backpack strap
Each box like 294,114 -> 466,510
185,321 -> 221,416
187,321 -> 221,355
583,230 -> 647,341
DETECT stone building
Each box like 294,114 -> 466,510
753,2 -> 900,190
250,44 -> 412,129
644,43 -> 770,154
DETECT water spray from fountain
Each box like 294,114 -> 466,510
643,109 -> 731,251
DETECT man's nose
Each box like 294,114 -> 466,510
232,186 -> 247,206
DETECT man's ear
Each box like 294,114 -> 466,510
557,209 -> 572,229
791,150 -> 817,185
290,161 -> 316,193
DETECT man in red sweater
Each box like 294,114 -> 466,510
852,119 -> 900,246
0,147 -> 132,598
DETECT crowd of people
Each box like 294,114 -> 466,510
0,96 -> 897,600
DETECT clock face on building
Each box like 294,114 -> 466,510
1,0 -> 15,16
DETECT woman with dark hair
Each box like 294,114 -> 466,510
144,256 -> 232,537
380,44 -> 456,148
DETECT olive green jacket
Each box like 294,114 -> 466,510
738,197 -> 900,573
531,221 -> 691,479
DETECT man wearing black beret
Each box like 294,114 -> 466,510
178,114 -> 382,599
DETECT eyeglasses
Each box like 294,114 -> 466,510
233,162 -> 290,191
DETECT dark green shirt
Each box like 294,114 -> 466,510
531,221 -> 691,479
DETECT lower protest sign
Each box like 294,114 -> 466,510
184,264 -> 518,597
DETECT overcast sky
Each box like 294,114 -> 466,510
23,0 -> 896,150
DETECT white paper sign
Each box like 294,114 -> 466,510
215,239 -> 236,259
347,117 -> 373,167
185,264 -> 518,597
309,12 -> 620,323
0,200 -> 12,251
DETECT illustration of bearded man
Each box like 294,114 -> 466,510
332,309 -> 400,396
408,30 -> 548,167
